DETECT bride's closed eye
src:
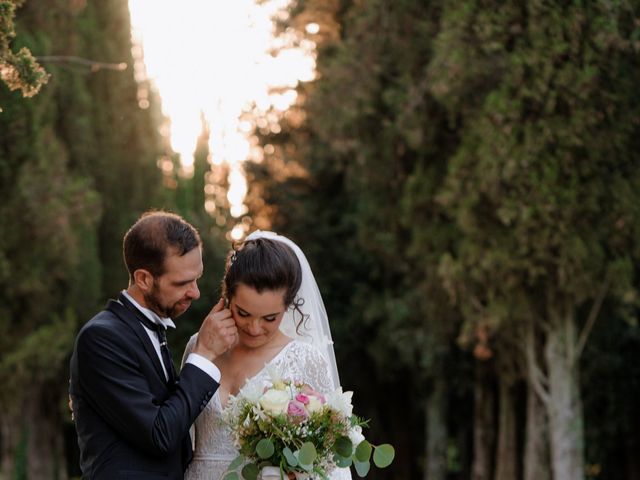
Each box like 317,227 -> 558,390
236,307 -> 278,322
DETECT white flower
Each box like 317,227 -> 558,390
348,425 -> 365,450
238,378 -> 264,403
243,413 -> 252,428
306,396 -> 324,413
252,405 -> 267,421
325,388 -> 354,417
259,388 -> 290,415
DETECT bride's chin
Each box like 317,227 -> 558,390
239,333 -> 264,345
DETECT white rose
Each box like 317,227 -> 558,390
259,389 -> 290,415
306,396 -> 324,413
348,425 -> 365,450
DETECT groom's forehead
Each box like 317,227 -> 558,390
161,247 -> 203,277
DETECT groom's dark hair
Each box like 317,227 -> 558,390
123,210 -> 201,278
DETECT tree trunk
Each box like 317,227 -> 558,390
424,376 -> 448,480
625,429 -> 640,480
24,384 -> 68,480
494,375 -> 517,480
0,416 -> 17,479
523,386 -> 550,480
545,312 -> 585,480
472,361 -> 495,480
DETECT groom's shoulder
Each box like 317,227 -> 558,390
77,301 -> 127,339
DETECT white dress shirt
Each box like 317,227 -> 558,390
120,290 -> 221,383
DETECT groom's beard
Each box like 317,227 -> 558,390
143,282 -> 188,319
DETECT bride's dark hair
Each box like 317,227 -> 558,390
221,238 -> 307,329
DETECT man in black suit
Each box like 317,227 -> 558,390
69,211 -> 237,479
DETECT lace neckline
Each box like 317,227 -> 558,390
218,339 -> 295,409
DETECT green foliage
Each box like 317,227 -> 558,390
247,0 -> 640,477
0,0 -> 49,105
354,440 -> 372,462
0,309 -> 77,384
241,463 -> 259,480
354,459 -> 370,477
333,436 -> 352,458
0,0 -> 180,477
372,445 -> 395,469
257,439 -> 276,459
298,441 -> 317,468
228,437 -> 394,480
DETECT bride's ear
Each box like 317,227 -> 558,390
133,269 -> 154,292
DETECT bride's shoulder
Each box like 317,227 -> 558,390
285,339 -> 313,352
282,340 -> 326,362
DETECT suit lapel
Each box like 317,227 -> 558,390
106,299 -> 168,385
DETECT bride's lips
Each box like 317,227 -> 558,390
241,331 -> 263,338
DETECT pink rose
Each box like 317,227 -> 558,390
295,393 -> 310,405
301,385 -> 325,404
287,400 -> 309,420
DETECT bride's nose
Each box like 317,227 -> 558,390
247,318 -> 264,335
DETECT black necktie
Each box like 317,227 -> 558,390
119,294 -> 177,386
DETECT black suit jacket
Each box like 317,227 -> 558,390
69,299 -> 218,480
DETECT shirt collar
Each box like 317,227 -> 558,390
121,290 -> 176,330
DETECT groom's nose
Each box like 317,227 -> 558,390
186,281 -> 200,300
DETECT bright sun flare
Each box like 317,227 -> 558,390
128,0 -> 316,238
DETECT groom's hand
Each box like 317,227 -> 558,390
194,298 -> 237,361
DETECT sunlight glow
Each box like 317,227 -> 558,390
128,0 -> 315,229
305,23 -> 320,35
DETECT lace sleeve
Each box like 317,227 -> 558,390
181,333 -> 198,369
180,333 -> 198,449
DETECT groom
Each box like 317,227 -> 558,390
69,211 -> 237,479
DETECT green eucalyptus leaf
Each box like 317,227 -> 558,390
334,454 -> 353,468
354,460 -> 371,477
256,439 -> 275,459
241,462 -> 260,480
298,442 -> 317,466
222,472 -> 240,480
283,447 -> 298,466
372,444 -> 395,468
228,455 -> 245,470
333,436 -> 353,457
354,440 -> 372,462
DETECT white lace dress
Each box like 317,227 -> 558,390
182,337 -> 352,480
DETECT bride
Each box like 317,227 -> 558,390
182,231 -> 352,480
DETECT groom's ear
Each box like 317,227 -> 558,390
133,269 -> 154,292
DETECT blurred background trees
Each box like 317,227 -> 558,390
1,0 -> 639,479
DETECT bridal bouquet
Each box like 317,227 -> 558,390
222,368 -> 394,480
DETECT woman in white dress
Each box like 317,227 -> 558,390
182,231 -> 352,480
